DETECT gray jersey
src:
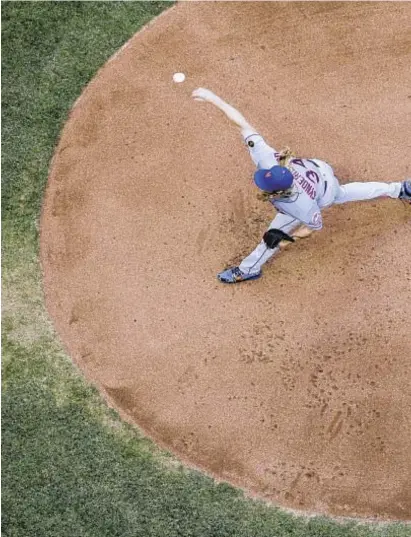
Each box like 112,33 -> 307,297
238,130 -> 402,278
244,132 -> 335,229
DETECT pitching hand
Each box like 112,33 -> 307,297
192,87 -> 252,131
192,87 -> 219,103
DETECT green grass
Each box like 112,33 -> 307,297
1,3 -> 410,536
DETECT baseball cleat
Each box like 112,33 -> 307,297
217,266 -> 262,284
399,180 -> 411,203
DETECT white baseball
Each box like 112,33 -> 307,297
173,72 -> 186,83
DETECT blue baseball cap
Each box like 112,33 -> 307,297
254,166 -> 294,192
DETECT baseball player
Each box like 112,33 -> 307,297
192,87 -> 411,283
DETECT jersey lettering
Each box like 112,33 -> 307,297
300,178 -> 317,200
289,168 -> 317,200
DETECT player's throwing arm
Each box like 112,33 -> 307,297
192,87 -> 411,285
192,88 -> 255,133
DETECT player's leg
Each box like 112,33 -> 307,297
313,159 -> 406,205
239,215 -> 301,274
238,241 -> 281,276
218,214 -> 301,283
239,214 -> 301,274
239,213 -> 301,274
334,181 -> 402,204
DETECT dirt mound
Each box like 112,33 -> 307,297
41,2 -> 411,520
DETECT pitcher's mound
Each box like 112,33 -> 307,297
41,2 -> 411,520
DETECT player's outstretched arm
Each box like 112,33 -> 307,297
192,87 -> 254,134
192,87 -> 280,171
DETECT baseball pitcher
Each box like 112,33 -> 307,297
192,88 -> 411,284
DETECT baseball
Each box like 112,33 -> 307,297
173,72 -> 186,83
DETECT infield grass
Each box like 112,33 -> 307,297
2,3 -> 410,536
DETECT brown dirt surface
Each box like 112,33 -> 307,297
40,2 -> 411,521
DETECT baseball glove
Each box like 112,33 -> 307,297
263,228 -> 295,249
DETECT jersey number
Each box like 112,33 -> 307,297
291,159 -> 320,185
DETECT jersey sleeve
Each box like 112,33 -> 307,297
306,203 -> 323,230
242,128 -> 279,170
